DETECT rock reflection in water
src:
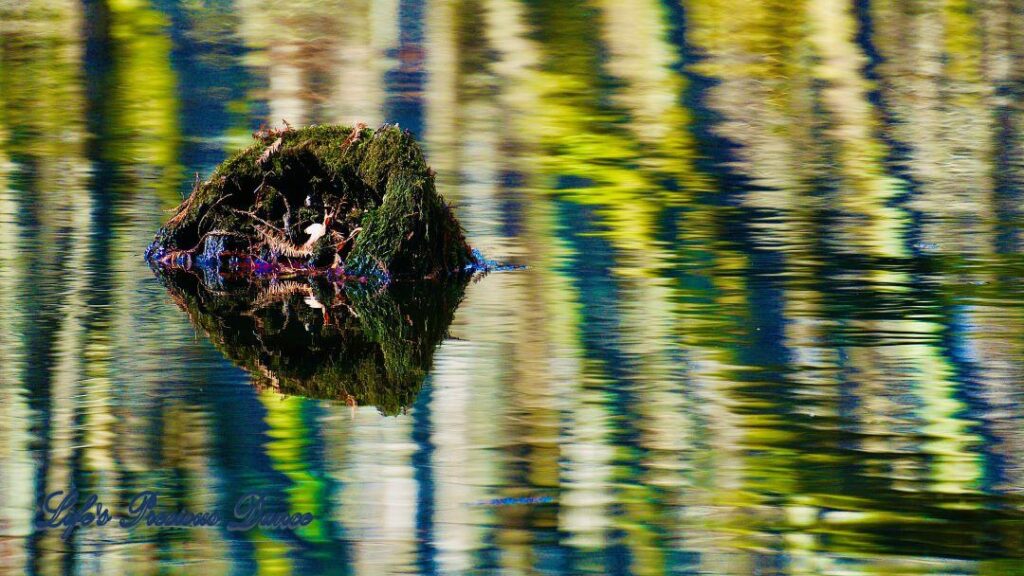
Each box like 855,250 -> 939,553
156,269 -> 467,414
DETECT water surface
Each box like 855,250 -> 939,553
1,1 -> 1023,574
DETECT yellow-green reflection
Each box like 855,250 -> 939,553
0,0 -> 1022,575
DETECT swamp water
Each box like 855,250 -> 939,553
1,1 -> 1023,574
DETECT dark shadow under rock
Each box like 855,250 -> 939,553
157,268 -> 468,415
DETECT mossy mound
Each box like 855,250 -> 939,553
158,268 -> 467,415
147,123 -> 474,279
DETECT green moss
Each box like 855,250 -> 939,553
153,124 -> 473,277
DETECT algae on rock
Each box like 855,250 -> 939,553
147,123 -> 473,279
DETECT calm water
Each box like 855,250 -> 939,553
2,1 -> 1024,574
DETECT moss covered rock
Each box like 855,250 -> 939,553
146,123 -> 474,280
